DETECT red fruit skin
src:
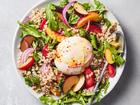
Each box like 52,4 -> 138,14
19,57 -> 34,70
88,25 -> 102,33
42,44 -> 48,57
84,67 -> 93,75
107,64 -> 116,78
85,77 -> 95,89
84,67 -> 95,89
39,18 -> 47,30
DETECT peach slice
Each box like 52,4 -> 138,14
73,74 -> 85,92
63,76 -> 79,94
104,49 -> 114,64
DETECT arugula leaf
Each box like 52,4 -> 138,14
59,0 -> 69,7
25,76 -> 40,86
64,30 -> 73,37
68,13 -> 80,25
104,41 -> 125,66
94,0 -> 106,18
39,90 -> 94,105
46,3 -> 59,31
40,95 -> 56,104
33,51 -> 40,63
104,18 -> 111,28
58,21 -> 68,31
82,3 -> 91,11
79,28 -> 88,37
58,77 -> 65,88
93,78 -> 110,102
90,34 -> 98,49
114,53 -> 125,66
18,22 -> 41,37
94,0 -> 105,10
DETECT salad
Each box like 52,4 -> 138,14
17,0 -> 125,105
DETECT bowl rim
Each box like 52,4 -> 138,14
12,0 -> 127,104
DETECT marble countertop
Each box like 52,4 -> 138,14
0,0 -> 140,105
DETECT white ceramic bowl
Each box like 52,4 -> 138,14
12,0 -> 127,104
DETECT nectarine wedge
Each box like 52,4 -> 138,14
76,12 -> 101,28
45,27 -> 66,42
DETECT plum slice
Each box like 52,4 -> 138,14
20,35 -> 35,51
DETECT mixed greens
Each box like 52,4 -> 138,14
17,0 -> 125,105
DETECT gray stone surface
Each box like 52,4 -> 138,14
0,0 -> 140,105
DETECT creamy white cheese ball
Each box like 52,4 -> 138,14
55,36 -> 93,75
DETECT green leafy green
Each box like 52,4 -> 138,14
39,91 -> 94,105
104,18 -> 111,28
59,0 -> 69,7
94,0 -> 106,18
33,51 -> 40,63
46,3 -> 59,31
79,28 -> 88,37
94,0 -> 105,10
93,78 -> 110,102
68,13 -> 80,25
25,76 -> 40,86
82,3 -> 91,11
115,55 -> 125,66
90,34 -> 98,49
104,41 -> 125,66
64,30 -> 73,37
58,77 -> 65,88
40,95 -> 56,104
58,21 -> 68,31
18,22 -> 41,37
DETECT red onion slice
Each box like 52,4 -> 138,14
21,48 -> 34,63
62,0 -> 77,27
85,21 -> 90,31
